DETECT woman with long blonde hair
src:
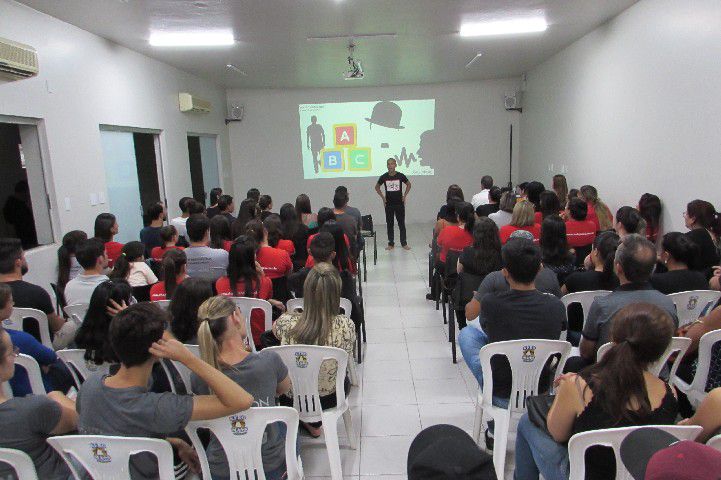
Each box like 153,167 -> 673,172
273,263 -> 356,436
498,200 -> 541,244
194,296 -> 291,480
580,185 -> 614,232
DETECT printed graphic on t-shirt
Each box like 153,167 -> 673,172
385,179 -> 401,192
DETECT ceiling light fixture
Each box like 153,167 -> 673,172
460,18 -> 547,37
149,30 -> 234,47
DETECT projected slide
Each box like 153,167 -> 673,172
299,99 -> 435,179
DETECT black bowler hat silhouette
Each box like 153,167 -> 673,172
365,101 -> 405,129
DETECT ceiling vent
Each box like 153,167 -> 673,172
0,37 -> 39,81
179,92 -> 212,113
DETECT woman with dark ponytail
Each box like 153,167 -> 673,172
684,199 -> 721,275
436,201 -> 474,263
615,206 -> 646,238
57,230 -> 87,297
149,249 -> 187,301
109,241 -> 157,287
650,232 -> 708,294
562,231 -> 620,294
515,303 -> 678,480
638,193 -> 662,243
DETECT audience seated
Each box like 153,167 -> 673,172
579,185 -> 614,232
150,225 -> 184,261
209,215 -> 233,252
0,326 -> 78,480
437,185 -> 464,220
170,196 -> 194,241
265,214 -> 295,256
94,212 -> 123,268
615,206 -> 646,238
332,191 -> 359,257
76,303 -> 254,479
280,202 -> 309,271
139,202 -> 166,257
110,241 -> 158,287
574,234 -> 678,370
169,277 -> 214,344
514,303 -> 678,480
475,186 -> 501,218
524,181 -> 545,213
434,197 -> 460,237
437,202 -> 475,264
150,249 -> 187,301
471,176 -> 493,209
536,189 -> 562,224
274,263 -> 355,437
307,221 -> 357,275
231,197 -> 260,238
564,197 -> 596,250
217,194 -> 236,223
184,214 -> 229,281
192,296 -> 292,479
245,219 -> 293,281
499,200 -> 540,244
205,187 -> 223,219
295,193 -> 318,230
638,193 -> 662,243
650,232 -> 708,294
488,191 -> 515,228
540,215 -> 576,284
335,186 -> 363,252
56,230 -> 88,301
74,279 -> 132,365
259,194 -> 273,221
457,218 -> 502,277
247,188 -> 261,203
684,199 -> 721,276
64,237 -> 110,306
562,231 -> 620,294
552,174 -> 568,207
458,237 -> 565,397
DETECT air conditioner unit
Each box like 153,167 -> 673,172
0,37 -> 39,81
179,92 -> 212,113
504,91 -> 523,112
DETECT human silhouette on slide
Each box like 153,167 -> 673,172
306,116 -> 325,173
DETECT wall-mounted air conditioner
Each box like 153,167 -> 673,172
0,37 -> 39,81
179,92 -> 212,113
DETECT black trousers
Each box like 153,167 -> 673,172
384,203 -> 407,246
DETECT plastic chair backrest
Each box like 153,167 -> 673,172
479,339 -> 571,414
185,406 -> 302,480
596,337 -> 692,378
63,303 -> 90,326
568,425 -> 702,479
560,291 -> 612,328
10,354 -> 46,398
686,329 -> 721,394
286,298 -> 353,317
229,297 -> 273,352
159,344 -> 200,394
265,345 -> 349,422
361,215 -> 374,233
151,299 -> 170,310
669,290 -> 721,328
56,349 -> 112,387
707,433 -> 721,451
0,447 -> 39,480
4,308 -> 53,348
47,435 -> 176,480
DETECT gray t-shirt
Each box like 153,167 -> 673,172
191,350 -> 288,476
582,283 -> 679,351
77,374 -> 194,480
64,274 -> 109,306
0,395 -> 69,480
184,246 -> 229,281
335,213 -> 359,252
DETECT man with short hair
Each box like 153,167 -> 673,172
375,158 -> 412,250
217,195 -> 235,223
247,188 -> 260,203
64,238 -> 110,306
139,202 -> 166,257
471,175 -> 494,209
476,186 -> 502,218
170,197 -> 194,241
335,186 -> 362,251
578,234 -> 678,362
332,191 -> 359,257
206,187 -> 223,219
184,214 -> 229,280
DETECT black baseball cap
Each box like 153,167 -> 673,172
407,424 -> 496,480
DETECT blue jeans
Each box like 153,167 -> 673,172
458,326 -> 509,408
514,414 -> 569,480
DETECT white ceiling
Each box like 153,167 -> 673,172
17,0 -> 637,89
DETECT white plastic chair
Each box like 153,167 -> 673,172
185,406 -> 303,480
560,290 -> 611,344
151,299 -> 170,310
707,433 -> 721,451
668,290 -> 721,328
266,345 -> 357,480
596,337 -> 692,378
3,354 -> 47,399
63,303 -> 90,326
230,297 -> 273,353
472,339 -> 571,479
0,447 -> 39,479
568,425 -> 702,479
47,435 -> 176,480
160,344 -> 200,394
673,329 -> 721,408
56,349 -> 112,388
4,308 -> 53,349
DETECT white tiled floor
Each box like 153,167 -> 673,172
299,223 -> 508,479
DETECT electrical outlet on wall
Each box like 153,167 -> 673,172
89,193 -> 98,206
98,192 -> 106,204
64,197 -> 71,211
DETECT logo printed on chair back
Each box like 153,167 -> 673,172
229,414 -> 248,435
90,443 -> 111,463
522,345 -> 536,363
687,296 -> 699,311
295,351 -> 308,368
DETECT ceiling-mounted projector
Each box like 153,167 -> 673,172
343,42 -> 363,80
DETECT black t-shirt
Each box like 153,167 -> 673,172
650,269 -> 709,295
686,228 -> 720,275
139,226 -> 163,257
483,289 -> 566,398
564,270 -> 619,293
476,203 -> 500,218
459,246 -> 500,277
5,280 -> 53,314
206,206 -> 220,219
377,172 -> 409,205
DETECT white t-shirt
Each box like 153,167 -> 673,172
471,189 -> 490,209
127,261 -> 159,287
489,210 -> 513,229
64,274 -> 109,306
170,217 -> 188,239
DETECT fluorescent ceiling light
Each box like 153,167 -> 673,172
149,31 -> 234,47
460,18 -> 547,37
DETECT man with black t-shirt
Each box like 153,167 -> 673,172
375,158 -> 412,250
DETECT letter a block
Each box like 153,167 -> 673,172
333,124 -> 357,147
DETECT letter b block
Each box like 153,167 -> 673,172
321,149 -> 344,171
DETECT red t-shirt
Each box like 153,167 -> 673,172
277,239 -> 295,256
215,275 -> 273,347
499,224 -> 541,244
586,202 -> 601,232
436,225 -> 473,262
149,276 -> 186,301
256,246 -> 293,279
306,233 -> 351,250
105,241 -> 124,267
565,220 -> 597,247
223,240 -> 233,252
150,245 -> 185,261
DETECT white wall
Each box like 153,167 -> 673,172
0,0 -> 232,282
227,79 -> 521,225
520,0 -> 721,233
